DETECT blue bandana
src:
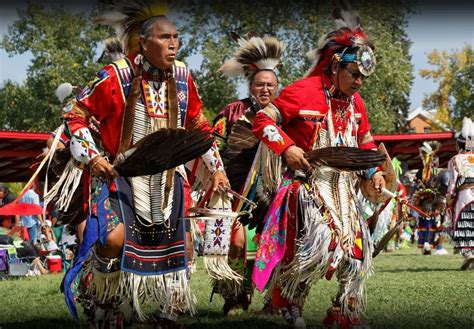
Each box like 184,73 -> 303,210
337,53 -> 357,63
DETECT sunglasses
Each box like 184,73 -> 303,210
343,67 -> 366,81
253,82 -> 276,91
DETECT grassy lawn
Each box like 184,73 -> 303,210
0,246 -> 472,329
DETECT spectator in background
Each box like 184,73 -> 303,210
39,220 -> 58,252
15,186 -> 43,243
0,183 -> 16,228
0,184 -> 15,205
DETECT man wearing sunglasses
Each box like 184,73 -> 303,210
211,35 -> 285,316
251,7 -> 385,329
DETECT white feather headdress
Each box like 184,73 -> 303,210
305,0 -> 374,77
219,34 -> 285,81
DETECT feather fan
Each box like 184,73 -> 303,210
221,110 -> 271,233
221,112 -> 259,193
305,147 -> 386,171
115,128 -> 214,177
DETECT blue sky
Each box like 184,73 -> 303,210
406,0 -> 473,109
1,1 -> 473,111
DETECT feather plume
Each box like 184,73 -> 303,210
305,0 -> 371,77
115,128 -> 214,177
55,83 -> 74,102
98,36 -> 125,63
419,140 -> 441,184
304,147 -> 386,171
332,0 -> 361,30
93,10 -> 126,38
457,117 -> 474,153
95,0 -> 168,56
229,31 -> 241,43
420,141 -> 440,157
222,116 -> 259,192
461,117 -> 474,138
420,141 -> 433,154
220,35 -> 285,80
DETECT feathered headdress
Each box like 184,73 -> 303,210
419,140 -> 441,185
306,0 -> 375,77
412,188 -> 442,214
457,117 -> 474,152
219,33 -> 286,81
94,0 -> 168,56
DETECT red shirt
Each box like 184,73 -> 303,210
66,58 -> 206,157
253,74 -> 376,155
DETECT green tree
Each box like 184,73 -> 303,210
1,1 -> 415,134
173,0 -> 414,132
191,38 -> 239,119
1,182 -> 25,198
0,2 -> 108,131
420,45 -> 474,130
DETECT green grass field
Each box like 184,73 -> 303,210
0,246 -> 472,329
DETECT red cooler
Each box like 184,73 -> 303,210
46,255 -> 62,273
